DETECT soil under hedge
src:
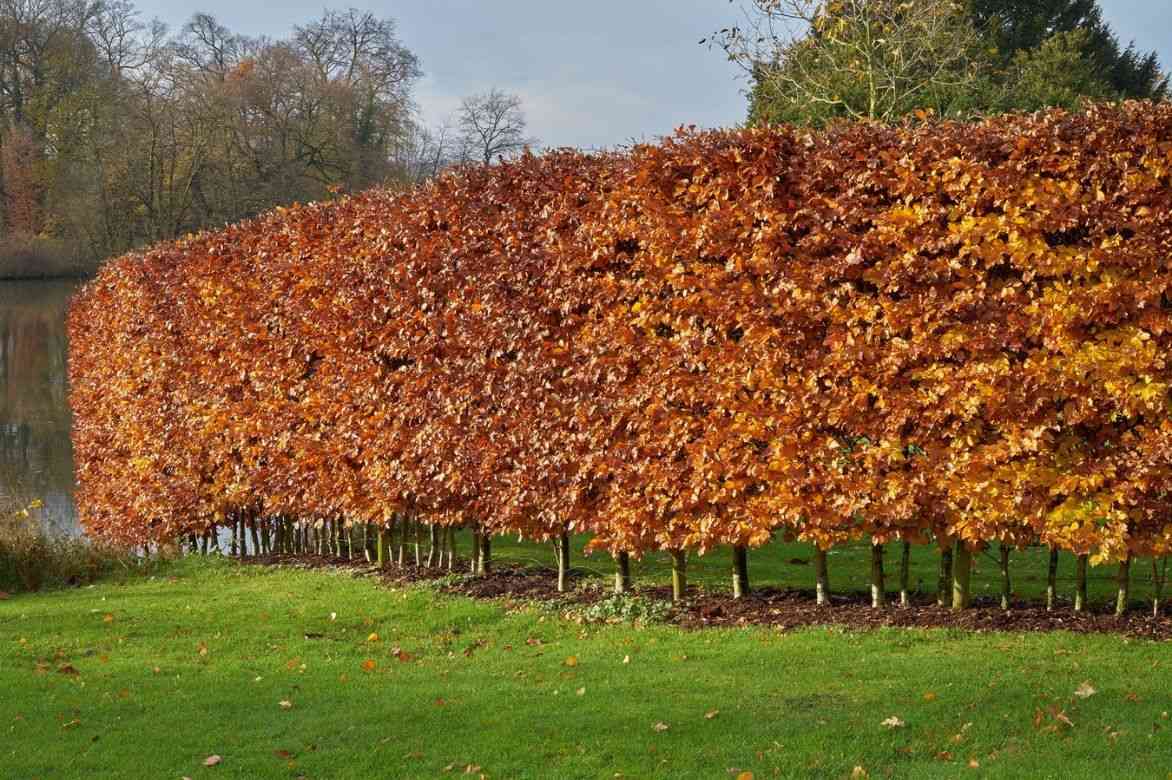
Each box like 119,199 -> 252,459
244,554 -> 1172,641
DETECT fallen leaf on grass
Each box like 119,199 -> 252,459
204,755 -> 222,766
274,750 -> 294,760
968,758 -> 980,769
361,659 -> 377,672
705,710 -> 720,720
1074,682 -> 1097,699
881,716 -> 905,729
851,767 -> 869,779
279,700 -> 293,710
62,719 -> 81,730
564,656 -> 578,667
735,773 -> 753,780
923,691 -> 938,702
57,664 -> 79,676
392,647 -> 412,662
622,655 -> 630,664
652,722 -> 670,732
367,633 -> 380,643
102,613 -> 114,623
576,687 -> 586,696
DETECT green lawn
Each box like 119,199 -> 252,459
2,556 -> 1170,779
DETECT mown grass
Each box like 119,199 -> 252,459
2,557 -> 1170,779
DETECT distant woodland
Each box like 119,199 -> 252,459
0,2 -> 505,277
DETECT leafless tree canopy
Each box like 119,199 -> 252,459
456,88 -> 537,165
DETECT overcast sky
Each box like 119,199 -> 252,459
132,0 -> 1171,152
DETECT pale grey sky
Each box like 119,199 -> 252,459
131,1 -> 1172,151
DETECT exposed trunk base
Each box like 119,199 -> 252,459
1046,546 -> 1059,611
1153,557 -> 1168,618
555,532 -> 571,593
870,541 -> 885,609
937,544 -> 952,607
732,545 -> 749,599
671,549 -> 687,602
952,542 -> 972,610
999,543 -> 1012,611
899,541 -> 911,608
1116,557 -> 1131,617
814,548 -> 830,607
614,551 -> 632,594
1074,554 -> 1088,613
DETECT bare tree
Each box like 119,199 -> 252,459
712,0 -> 988,125
456,88 -> 536,165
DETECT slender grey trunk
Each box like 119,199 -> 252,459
478,534 -> 491,575
1074,554 -> 1088,613
671,549 -> 687,602
1046,546 -> 1059,611
1073,555 -> 1092,609
1116,557 -> 1131,617
1153,557 -> 1167,618
899,541 -> 911,608
952,542 -> 972,610
732,545 -> 749,599
999,543 -> 1012,611
937,544 -> 953,607
555,532 -> 571,593
615,551 -> 632,594
871,541 -> 886,609
814,548 -> 830,606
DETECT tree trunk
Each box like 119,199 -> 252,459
200,532 -> 209,556
732,545 -> 749,599
470,531 -> 481,574
478,534 -> 492,575
999,543 -> 1012,611
952,541 -> 972,610
1153,557 -> 1168,618
397,517 -> 407,567
899,541 -> 911,608
814,548 -> 830,606
615,551 -> 632,594
670,549 -> 687,602
555,532 -> 571,593
1074,554 -> 1088,613
1046,546 -> 1058,611
1116,557 -> 1131,617
871,541 -> 886,609
230,521 -> 238,557
1073,555 -> 1092,609
377,527 -> 387,568
446,527 -> 456,571
427,524 -> 439,568
413,520 -> 422,566
250,523 -> 260,559
937,544 -> 953,607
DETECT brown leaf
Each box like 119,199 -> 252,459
564,655 -> 578,667
57,664 -> 79,676
361,659 -> 377,672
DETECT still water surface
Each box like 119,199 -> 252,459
0,279 -> 83,534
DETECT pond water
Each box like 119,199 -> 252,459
0,279 -> 83,534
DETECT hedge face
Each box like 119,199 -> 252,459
69,102 -> 1172,563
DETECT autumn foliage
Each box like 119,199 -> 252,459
69,102 -> 1172,577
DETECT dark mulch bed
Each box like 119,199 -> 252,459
243,554 -> 1171,641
